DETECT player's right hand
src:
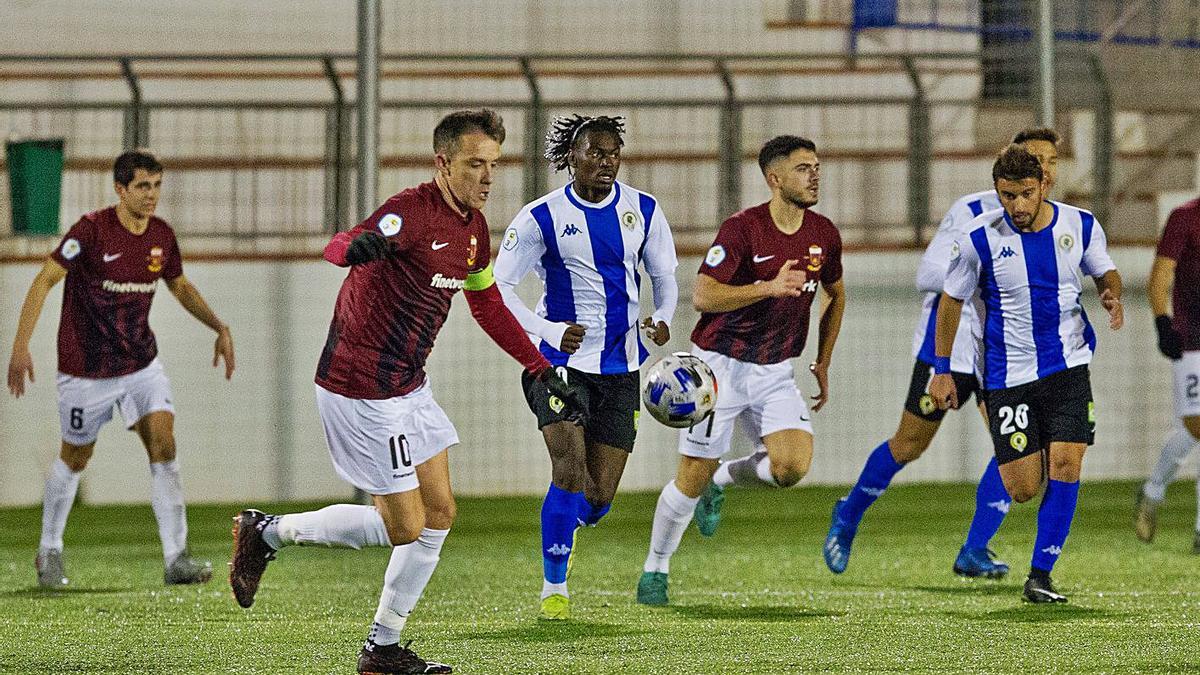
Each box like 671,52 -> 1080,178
559,323 -> 586,354
765,260 -> 806,298
345,231 -> 393,265
539,366 -> 586,423
7,348 -> 34,398
928,372 -> 958,411
1155,315 -> 1183,360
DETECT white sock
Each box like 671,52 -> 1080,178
643,480 -> 700,574
149,460 -> 188,563
713,451 -> 777,488
1143,423 -> 1199,503
39,459 -> 81,551
272,504 -> 391,549
541,580 -> 568,600
373,527 -> 450,643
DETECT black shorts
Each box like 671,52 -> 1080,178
984,365 -> 1095,465
904,359 -> 981,422
520,367 -> 640,452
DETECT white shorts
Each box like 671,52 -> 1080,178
315,379 -> 459,495
678,346 -> 813,460
1174,351 -> 1200,419
56,358 -> 175,446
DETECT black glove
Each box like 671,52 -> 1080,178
345,231 -> 393,265
539,367 -> 586,423
1156,315 -> 1183,360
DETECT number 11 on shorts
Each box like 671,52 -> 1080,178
389,435 -> 412,470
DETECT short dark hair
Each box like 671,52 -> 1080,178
1011,127 -> 1060,146
992,144 -> 1044,184
544,114 -> 626,173
433,109 -> 506,155
113,150 -> 162,186
757,135 -> 817,174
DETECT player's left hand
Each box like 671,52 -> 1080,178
1100,289 -> 1123,330
641,317 -> 670,346
808,361 -> 830,412
214,325 -> 235,380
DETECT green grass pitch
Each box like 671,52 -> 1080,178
1,481 -> 1198,673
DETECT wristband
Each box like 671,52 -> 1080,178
933,356 -> 951,375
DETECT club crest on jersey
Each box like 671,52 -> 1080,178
621,211 -> 638,229
467,234 -> 478,267
378,213 -> 402,237
61,238 -> 81,260
705,245 -> 726,267
147,246 -> 164,273
806,245 -> 824,272
950,242 -> 960,261
1059,233 -> 1074,251
502,227 -> 519,250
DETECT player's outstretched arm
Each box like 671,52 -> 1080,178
1093,269 -> 1124,330
7,259 -> 66,398
693,260 -> 805,314
164,275 -> 235,379
809,278 -> 846,412
463,264 -> 552,374
929,292 -> 964,411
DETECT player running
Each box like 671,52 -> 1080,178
1134,197 -> 1200,552
636,135 -> 846,606
228,110 -> 579,674
8,150 -> 234,588
824,128 -> 1062,578
930,144 -> 1123,603
493,114 -> 678,620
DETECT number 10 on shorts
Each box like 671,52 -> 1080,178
389,435 -> 412,470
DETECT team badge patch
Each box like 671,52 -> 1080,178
147,246 -> 164,273
806,244 -> 824,272
705,245 -> 726,267
1059,234 -> 1074,251
502,227 -> 519,250
467,234 -> 478,267
1010,431 -> 1028,452
950,242 -> 960,261
622,211 -> 638,229
548,396 -> 565,414
378,213 -> 402,237
918,394 -> 936,416
61,238 -> 81,260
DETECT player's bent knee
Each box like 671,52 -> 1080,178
424,501 -> 457,530
60,442 -> 93,471
385,519 -> 423,546
772,466 -> 805,488
1007,483 -> 1040,503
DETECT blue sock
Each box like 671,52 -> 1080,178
964,458 -> 1012,550
541,484 -> 582,583
1030,479 -> 1080,573
580,499 -> 611,526
839,441 -> 904,528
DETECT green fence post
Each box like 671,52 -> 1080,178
6,139 -> 65,235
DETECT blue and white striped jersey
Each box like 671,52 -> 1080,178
494,181 -> 679,375
912,190 -> 1000,373
944,201 -> 1117,390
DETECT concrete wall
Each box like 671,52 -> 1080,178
0,248 -> 1177,506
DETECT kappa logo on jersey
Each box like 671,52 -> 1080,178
802,279 -> 818,293
561,223 -> 583,237
806,245 -> 824,271
61,238 -> 82,260
502,227 -> 519,250
147,246 -> 164,273
467,234 -> 478,267
378,213 -> 402,236
705,245 -> 726,267
997,246 -> 1018,259
621,211 -> 638,229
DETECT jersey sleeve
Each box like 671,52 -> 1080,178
642,202 -> 679,326
1156,206 -> 1192,262
916,201 -> 971,293
820,224 -> 843,285
1080,216 -> 1116,278
50,217 -> 94,271
698,216 -> 746,284
943,232 -> 982,301
161,227 -> 184,280
492,209 -> 546,288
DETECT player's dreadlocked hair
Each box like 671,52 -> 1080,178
544,114 -> 626,173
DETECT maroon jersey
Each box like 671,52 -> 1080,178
50,207 -> 183,378
316,181 -> 491,399
1157,198 -> 1200,350
690,203 -> 842,364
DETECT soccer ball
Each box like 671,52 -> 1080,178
642,352 -> 718,428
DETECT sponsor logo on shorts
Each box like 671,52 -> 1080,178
102,279 -> 157,294
392,470 -> 414,479
548,395 -> 565,414
1010,431 -> 1028,451
429,273 -> 465,290
918,394 -> 936,415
